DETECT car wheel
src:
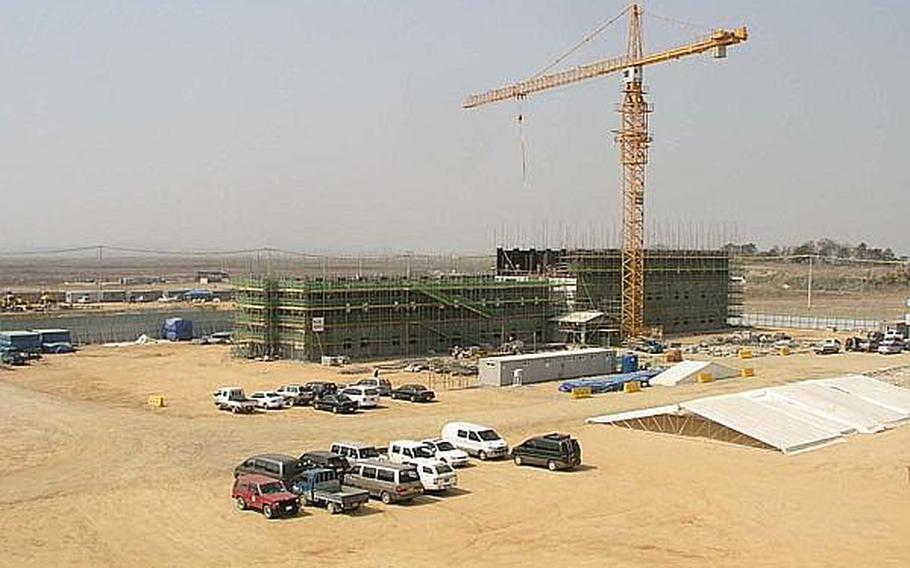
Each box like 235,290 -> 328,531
411,395 -> 418,402
332,406 -> 338,414
547,460 -> 558,471
262,504 -> 274,519
235,497 -> 246,510
380,491 -> 392,504
327,502 -> 340,515
514,455 -> 523,466
478,450 -> 487,461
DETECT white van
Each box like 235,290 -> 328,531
441,422 -> 509,460
387,441 -> 457,491
340,386 -> 380,408
330,441 -> 383,462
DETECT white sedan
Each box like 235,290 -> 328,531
421,438 -> 470,467
249,391 -> 291,410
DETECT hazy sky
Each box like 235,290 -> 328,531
1,1 -> 907,254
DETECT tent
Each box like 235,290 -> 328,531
650,360 -> 739,387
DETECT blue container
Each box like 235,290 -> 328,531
620,353 -> 639,373
161,318 -> 194,341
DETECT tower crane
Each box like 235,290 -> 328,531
464,4 -> 748,339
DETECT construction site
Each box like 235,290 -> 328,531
2,3 -> 910,568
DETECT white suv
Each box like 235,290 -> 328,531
341,386 -> 380,409
388,440 -> 457,491
421,438 -> 470,467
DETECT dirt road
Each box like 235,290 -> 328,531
2,345 -> 909,567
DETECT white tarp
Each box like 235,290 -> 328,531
650,360 -> 739,387
587,375 -> 910,454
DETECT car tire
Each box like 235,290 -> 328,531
262,504 -> 274,519
332,406 -> 338,414
327,502 -> 340,515
547,460 -> 558,472
380,491 -> 392,505
411,395 -> 419,402
235,497 -> 246,510
478,450 -> 487,461
514,455 -> 523,466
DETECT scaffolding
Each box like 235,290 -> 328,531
570,249 -> 740,335
234,275 -> 557,361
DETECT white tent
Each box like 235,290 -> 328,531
587,375 -> 910,454
650,360 -> 739,387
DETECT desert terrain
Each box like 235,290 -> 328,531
2,343 -> 910,567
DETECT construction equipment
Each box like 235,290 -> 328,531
463,4 -> 748,339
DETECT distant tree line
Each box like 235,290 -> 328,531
721,239 -> 904,262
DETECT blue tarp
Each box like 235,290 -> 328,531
558,369 -> 662,394
161,317 -> 193,341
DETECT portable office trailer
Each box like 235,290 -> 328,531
478,348 -> 616,387
32,329 -> 72,345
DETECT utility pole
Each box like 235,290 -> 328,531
807,255 -> 814,312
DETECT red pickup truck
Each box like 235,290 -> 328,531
232,474 -> 300,519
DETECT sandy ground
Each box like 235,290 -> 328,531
2,344 -> 910,567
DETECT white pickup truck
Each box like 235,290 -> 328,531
213,387 -> 257,414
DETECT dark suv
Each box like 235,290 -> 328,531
234,454 -> 311,485
511,433 -> 582,471
300,451 -> 350,477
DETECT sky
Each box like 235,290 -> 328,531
0,1 -> 907,254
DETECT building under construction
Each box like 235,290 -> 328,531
234,275 -> 556,361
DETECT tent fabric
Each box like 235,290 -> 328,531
587,375 -> 910,454
650,360 -> 739,387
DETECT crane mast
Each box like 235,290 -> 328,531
463,4 -> 747,340
618,4 -> 649,338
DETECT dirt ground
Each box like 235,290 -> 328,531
2,344 -> 910,567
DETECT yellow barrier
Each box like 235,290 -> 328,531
571,387 -> 592,399
739,349 -> 753,359
148,395 -> 166,408
741,367 -> 755,377
623,380 -> 642,393
779,346 -> 791,356
696,372 -> 714,384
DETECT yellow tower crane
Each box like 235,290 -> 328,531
464,4 -> 747,339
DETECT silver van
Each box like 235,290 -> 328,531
344,459 -> 423,504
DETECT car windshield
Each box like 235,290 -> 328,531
365,389 -> 379,396
434,441 -> 456,451
412,446 -> 434,458
342,389 -> 358,396
409,385 -> 426,391
478,429 -> 501,441
259,482 -> 285,494
286,461 -> 308,477
400,469 -> 420,483
265,392 -> 279,397
435,464 -> 454,474
360,447 -> 380,458
335,394 -> 352,402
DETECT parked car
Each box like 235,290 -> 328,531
344,459 -> 423,504
212,387 -> 257,414
304,381 -> 338,398
276,384 -> 316,406
313,393 -> 358,414
340,386 -> 380,408
290,468 -> 369,514
813,338 -> 842,355
388,441 -> 458,491
877,339 -> 903,355
442,422 -> 509,460
249,391 -> 292,410
232,474 -> 300,519
300,451 -> 350,478
390,384 -> 436,402
511,433 -> 582,471
234,454 -> 310,486
387,440 -> 437,463
420,438 -> 470,467
330,442 -> 383,462
355,377 -> 392,397
404,362 -> 428,373
0,347 -> 27,366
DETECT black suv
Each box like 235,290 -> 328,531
234,453 -> 311,484
511,433 -> 582,471
304,381 -> 338,398
300,451 -> 350,477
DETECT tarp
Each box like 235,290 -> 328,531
587,375 -> 910,454
161,318 -> 193,341
650,360 -> 739,387
558,369 -> 661,394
